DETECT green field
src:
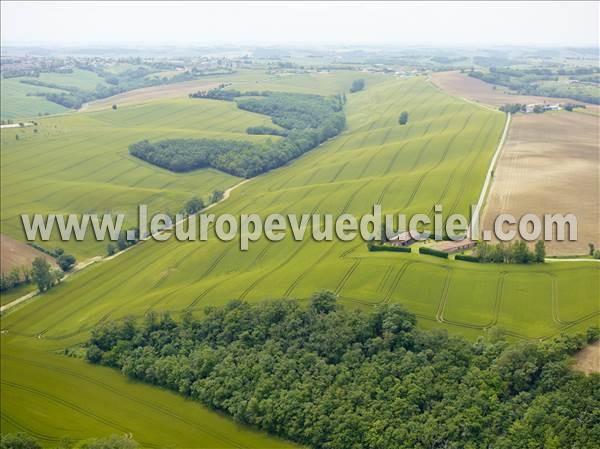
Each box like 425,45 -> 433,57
0,78 -> 70,120
0,69 -> 109,121
1,74 -> 598,446
0,98 -> 284,258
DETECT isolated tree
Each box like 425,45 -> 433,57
534,240 -> 546,263
399,111 -> 409,125
106,243 -> 117,256
112,104 -> 118,110
185,196 -> 205,215
349,79 -> 365,93
32,256 -> 53,292
210,190 -> 224,204
589,243 -> 595,256
57,254 -> 76,271
310,290 -> 337,314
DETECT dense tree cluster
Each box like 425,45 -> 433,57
189,88 -> 242,101
86,293 -> 599,449
246,125 -> 288,136
398,111 -> 409,125
130,91 -> 346,178
499,103 -> 527,114
349,79 -> 365,93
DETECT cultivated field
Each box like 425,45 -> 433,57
481,111 -> 599,256
431,70 -> 600,112
80,80 -> 220,111
1,69 -> 109,120
1,74 -> 598,444
0,98 -> 273,258
0,233 -> 57,275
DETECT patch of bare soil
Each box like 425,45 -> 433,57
0,234 -> 57,274
81,80 -> 220,112
574,341 -> 600,375
481,111 -> 599,256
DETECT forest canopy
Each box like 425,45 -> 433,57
86,293 -> 600,449
130,90 -> 346,178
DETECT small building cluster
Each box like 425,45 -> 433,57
525,103 -> 560,113
431,238 -> 477,254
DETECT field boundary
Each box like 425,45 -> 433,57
471,112 -> 511,237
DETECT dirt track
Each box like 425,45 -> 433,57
481,111 -> 599,256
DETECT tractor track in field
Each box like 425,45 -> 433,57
445,115 -> 497,217
1,413 -> 63,443
439,271 -> 507,330
1,354 -> 248,448
435,269 -> 454,322
403,110 -> 476,209
238,185 -> 343,300
1,380 -> 131,434
383,262 -> 413,304
376,266 -> 395,293
383,142 -> 409,176
330,161 -> 350,183
334,259 -> 362,295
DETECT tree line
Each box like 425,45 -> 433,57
475,240 -> 545,264
130,91 -> 346,178
85,292 -> 599,449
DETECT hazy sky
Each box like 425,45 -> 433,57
2,1 -> 598,46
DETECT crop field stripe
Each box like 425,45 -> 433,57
435,269 -> 453,322
376,266 -> 395,293
1,354 -> 250,448
1,380 -> 130,433
446,114 -> 498,217
0,413 -> 61,443
383,262 -> 413,304
334,259 -> 362,294
29,243 -> 176,338
403,110 -> 478,209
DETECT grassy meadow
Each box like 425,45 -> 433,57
1,73 -> 598,445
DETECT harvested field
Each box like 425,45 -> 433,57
481,111 -> 599,256
574,341 -> 600,374
431,71 -> 599,114
81,80 -> 219,111
0,233 -> 57,274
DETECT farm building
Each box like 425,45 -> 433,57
387,231 -> 424,247
525,103 -> 560,113
432,238 -> 477,254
